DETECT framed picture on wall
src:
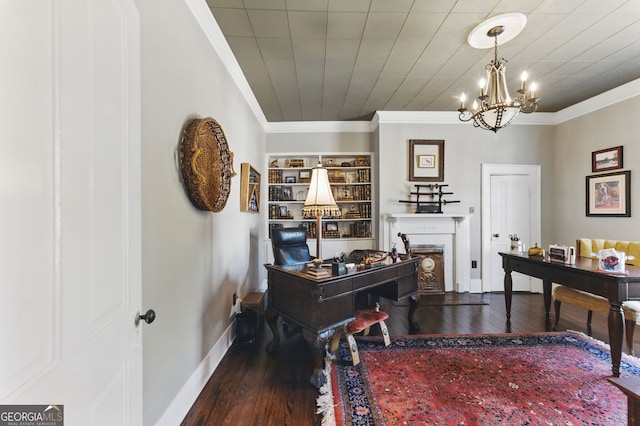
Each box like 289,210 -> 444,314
409,140 -> 444,181
586,170 -> 631,217
592,146 -> 623,172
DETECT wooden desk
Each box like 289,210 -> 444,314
500,252 -> 640,377
264,257 -> 420,388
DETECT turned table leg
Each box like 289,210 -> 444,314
609,301 -> 624,377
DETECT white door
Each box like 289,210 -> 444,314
0,1 -> 143,425
481,165 -> 541,293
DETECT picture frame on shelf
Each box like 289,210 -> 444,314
592,146 -> 623,172
281,186 -> 293,201
409,140 -> 444,181
278,205 -> 289,218
240,163 -> 260,213
325,222 -> 338,232
586,170 -> 630,217
299,170 -> 311,183
285,176 -> 297,183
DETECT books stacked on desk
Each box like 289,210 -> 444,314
306,267 -> 331,278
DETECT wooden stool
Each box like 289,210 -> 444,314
330,305 -> 390,366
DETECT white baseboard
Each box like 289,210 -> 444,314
155,321 -> 235,426
469,278 -> 482,293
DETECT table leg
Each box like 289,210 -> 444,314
264,309 -> 280,354
542,280 -> 552,319
302,329 -> 334,389
408,294 -> 420,333
609,301 -> 624,377
503,270 -> 513,320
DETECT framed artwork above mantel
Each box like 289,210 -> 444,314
409,140 -> 444,182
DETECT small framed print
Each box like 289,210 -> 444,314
592,146 -> 623,172
299,170 -> 311,183
409,140 -> 444,181
278,205 -> 289,218
325,221 -> 338,232
285,176 -> 297,183
418,155 -> 435,168
281,186 -> 293,201
586,170 -> 630,217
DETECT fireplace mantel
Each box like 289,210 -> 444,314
382,213 -> 471,292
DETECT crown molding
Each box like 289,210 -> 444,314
264,121 -> 370,134
553,78 -> 640,124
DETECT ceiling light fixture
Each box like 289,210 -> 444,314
457,13 -> 539,133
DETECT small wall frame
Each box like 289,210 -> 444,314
592,146 -> 623,172
409,140 -> 444,182
240,163 -> 260,213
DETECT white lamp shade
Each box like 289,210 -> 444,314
302,165 -> 341,218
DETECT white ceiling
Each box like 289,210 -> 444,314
207,0 -> 640,122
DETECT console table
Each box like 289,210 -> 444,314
264,257 -> 420,388
500,252 -> 640,377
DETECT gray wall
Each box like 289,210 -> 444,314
136,0 -> 265,423
376,120 -> 555,280
553,97 -> 640,244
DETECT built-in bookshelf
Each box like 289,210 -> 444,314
265,153 -> 375,259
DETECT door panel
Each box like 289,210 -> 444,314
489,175 -> 531,292
481,164 -> 541,294
0,1 -> 142,424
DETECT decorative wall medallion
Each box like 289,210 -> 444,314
180,117 -> 236,212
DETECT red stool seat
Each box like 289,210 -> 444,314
330,305 -> 391,366
347,310 -> 389,333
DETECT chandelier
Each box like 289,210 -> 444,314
457,14 -> 539,133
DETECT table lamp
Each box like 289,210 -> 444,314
302,161 -> 341,261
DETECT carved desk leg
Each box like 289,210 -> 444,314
264,309 -> 280,354
408,294 -> 420,333
302,328 -> 334,389
609,301 -> 624,377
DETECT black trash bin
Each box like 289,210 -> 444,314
235,310 -> 257,345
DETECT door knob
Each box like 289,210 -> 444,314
493,233 -> 500,238
138,309 -> 156,324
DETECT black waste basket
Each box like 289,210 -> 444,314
235,310 -> 257,344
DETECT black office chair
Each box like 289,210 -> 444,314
270,227 -> 313,332
271,227 -> 313,267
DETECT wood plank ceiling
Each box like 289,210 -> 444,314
207,0 -> 640,122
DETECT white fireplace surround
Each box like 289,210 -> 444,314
382,214 -> 471,293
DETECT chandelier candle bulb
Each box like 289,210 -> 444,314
529,82 -> 537,100
459,93 -> 466,110
520,71 -> 528,91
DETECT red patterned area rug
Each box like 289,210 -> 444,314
324,331 -> 640,425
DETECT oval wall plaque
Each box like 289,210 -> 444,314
180,117 -> 235,212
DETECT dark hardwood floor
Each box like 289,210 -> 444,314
181,292 -> 638,425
